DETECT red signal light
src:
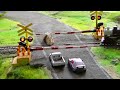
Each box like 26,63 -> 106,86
28,36 -> 33,42
98,16 -> 101,20
91,16 -> 95,20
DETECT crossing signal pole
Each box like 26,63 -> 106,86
90,11 -> 104,40
95,11 -> 98,28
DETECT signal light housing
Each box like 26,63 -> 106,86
91,16 -> 95,20
98,16 -> 101,20
28,36 -> 33,42
20,36 -> 25,42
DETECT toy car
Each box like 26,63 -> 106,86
49,52 -> 65,67
68,58 -> 86,73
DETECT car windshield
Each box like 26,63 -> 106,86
75,61 -> 84,65
53,54 -> 61,60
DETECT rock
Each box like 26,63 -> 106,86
43,32 -> 54,46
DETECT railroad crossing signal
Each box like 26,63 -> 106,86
17,23 -> 33,47
90,11 -> 103,28
13,23 -> 33,67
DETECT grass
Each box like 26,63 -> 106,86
0,30 -> 20,46
105,11 -> 120,22
0,18 -> 34,46
91,47 -> 120,61
91,47 -> 120,60
38,11 -> 120,78
0,18 -> 20,46
91,47 -> 120,77
0,58 -> 11,79
7,66 -> 50,79
0,57 -> 51,79
0,18 -> 19,31
38,11 -> 120,30
38,11 -> 95,30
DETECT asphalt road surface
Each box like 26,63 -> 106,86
5,11 -> 111,79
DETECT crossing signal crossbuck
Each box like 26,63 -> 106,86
90,11 -> 102,20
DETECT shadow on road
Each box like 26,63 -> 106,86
40,40 -> 48,46
52,66 -> 65,70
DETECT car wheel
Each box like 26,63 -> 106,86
51,63 -> 55,67
72,68 -> 76,72
69,63 -> 74,71
52,65 -> 54,67
68,61 -> 70,67
49,57 -> 54,67
84,69 -> 86,72
49,56 -> 51,60
68,61 -> 70,65
68,62 -> 72,69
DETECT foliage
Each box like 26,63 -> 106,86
0,58 -> 11,79
39,11 -> 120,30
91,47 -> 120,75
0,18 -> 20,46
7,65 -> 50,79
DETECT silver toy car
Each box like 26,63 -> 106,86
49,52 -> 65,67
68,58 -> 86,73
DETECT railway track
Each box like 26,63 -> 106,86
0,46 -> 17,54
1,41 -> 120,53
0,42 -> 100,51
0,43 -> 119,58
0,54 -> 16,59
0,42 -> 100,59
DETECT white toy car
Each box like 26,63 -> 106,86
68,58 -> 86,73
49,52 -> 65,67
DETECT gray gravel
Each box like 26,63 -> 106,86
5,11 -> 112,79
